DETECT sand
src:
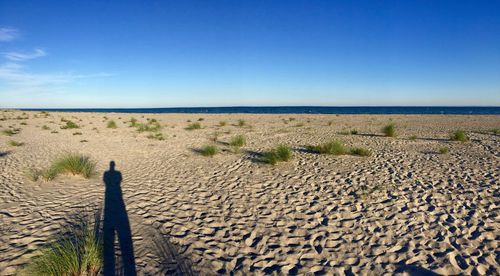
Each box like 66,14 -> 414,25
0,110 -> 498,275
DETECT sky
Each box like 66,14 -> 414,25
0,0 -> 499,108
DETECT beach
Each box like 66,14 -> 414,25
0,110 -> 498,275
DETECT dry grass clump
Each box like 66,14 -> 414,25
2,128 -> 18,136
439,147 -> 449,154
106,120 -> 117,129
41,125 -> 50,130
350,147 -> 371,156
61,120 -> 79,129
186,122 -> 201,130
450,130 -> 468,142
237,119 -> 246,127
147,133 -> 165,140
307,140 -> 348,155
24,211 -> 103,276
198,145 -> 219,157
219,121 -> 227,127
261,145 -> 293,165
382,124 -> 396,137
7,140 -> 24,147
28,153 -> 96,181
229,135 -> 246,148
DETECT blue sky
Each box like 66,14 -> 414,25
0,0 -> 499,108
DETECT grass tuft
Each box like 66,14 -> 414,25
382,124 -> 396,137
2,129 -> 17,136
61,120 -> 79,129
186,122 -> 201,130
237,119 -> 246,127
261,145 -> 293,165
42,125 -> 50,130
439,147 -> 449,154
450,129 -> 468,142
106,120 -> 117,129
7,140 -> 24,147
306,140 -> 348,155
198,145 -> 219,157
350,147 -> 372,156
409,135 -> 417,141
229,135 -> 246,148
33,153 -> 96,181
147,133 -> 165,140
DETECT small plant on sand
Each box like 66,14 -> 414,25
106,120 -> 117,129
491,128 -> 500,135
198,145 -> 219,157
382,124 -> 396,137
350,147 -> 371,157
24,211 -> 103,276
147,133 -> 165,140
7,140 -> 24,147
409,135 -> 417,141
36,153 -> 96,181
41,125 -> 50,130
229,135 -> 246,148
307,140 -> 348,155
136,121 -> 161,132
198,118 -> 204,121
186,122 -> 201,130
261,145 -> 293,165
25,168 -> 42,182
450,129 -> 468,142
2,129 -> 17,136
237,119 -> 246,127
61,120 -> 79,129
439,147 -> 449,154
129,117 -> 138,127
350,129 -> 358,135
294,123 -> 304,127
219,121 -> 227,127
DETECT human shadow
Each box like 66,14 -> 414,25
103,161 -> 137,276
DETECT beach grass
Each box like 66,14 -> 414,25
450,129 -> 468,142
7,140 -> 24,147
382,124 -> 396,137
306,140 -> 348,155
186,122 -> 201,130
2,129 -> 17,136
237,119 -> 246,127
439,147 -> 449,154
106,120 -> 117,129
199,145 -> 219,157
229,135 -> 246,148
350,147 -> 372,156
61,120 -> 80,129
35,153 -> 96,181
261,145 -> 293,165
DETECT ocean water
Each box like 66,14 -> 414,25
23,106 -> 500,115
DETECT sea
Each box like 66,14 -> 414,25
22,106 -> 500,115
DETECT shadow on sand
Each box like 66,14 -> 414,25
103,161 -> 137,276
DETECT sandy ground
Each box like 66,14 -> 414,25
0,110 -> 498,275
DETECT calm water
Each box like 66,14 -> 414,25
23,106 -> 500,115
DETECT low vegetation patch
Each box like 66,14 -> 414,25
147,133 -> 165,140
186,122 -> 201,130
198,145 -> 219,157
237,119 -> 246,127
450,130 -> 469,142
350,147 -> 371,156
439,147 -> 449,154
106,120 -> 117,129
129,117 -> 138,127
261,145 -> 293,165
61,120 -> 79,129
2,128 -> 17,136
41,125 -> 50,130
229,135 -> 246,148
29,153 -> 96,181
306,140 -> 348,155
350,129 -> 358,135
7,140 -> 24,147
409,135 -> 417,141
219,121 -> 227,127
24,211 -> 103,275
136,120 -> 161,132
382,124 -> 396,137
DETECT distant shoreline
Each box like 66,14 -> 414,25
14,106 -> 500,115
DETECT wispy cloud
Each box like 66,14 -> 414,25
3,48 -> 47,61
0,27 -> 19,42
0,62 -> 112,89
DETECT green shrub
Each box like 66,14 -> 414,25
61,120 -> 79,129
307,140 -> 348,155
350,147 -> 371,156
229,135 -> 246,147
439,147 -> 449,154
382,124 -> 396,137
7,140 -> 23,147
237,119 -> 246,127
24,212 -> 103,275
450,130 -> 468,142
199,145 -> 219,157
186,122 -> 201,130
106,120 -> 117,129
261,145 -> 293,165
38,153 -> 96,181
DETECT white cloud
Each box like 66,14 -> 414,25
3,48 -> 47,61
0,27 -> 19,42
0,62 -> 112,89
